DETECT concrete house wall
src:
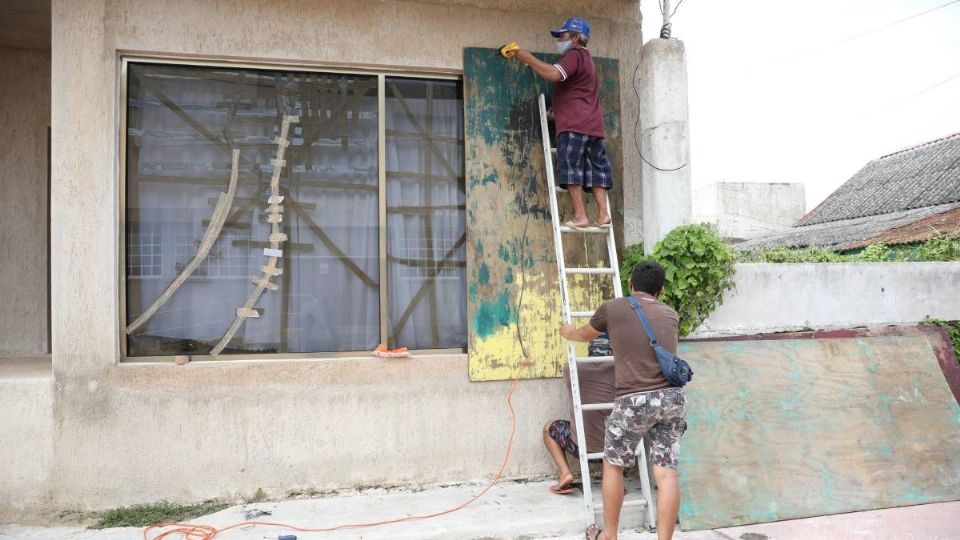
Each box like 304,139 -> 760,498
0,47 -> 49,356
13,0 -> 646,514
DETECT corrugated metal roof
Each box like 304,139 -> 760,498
734,202 -> 960,252
844,205 -> 960,249
797,132 -> 960,226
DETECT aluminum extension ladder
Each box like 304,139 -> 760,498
537,94 -> 657,532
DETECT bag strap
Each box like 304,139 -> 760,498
627,296 -> 660,347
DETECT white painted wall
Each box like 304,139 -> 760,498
0,47 -> 49,355
694,262 -> 960,337
692,182 -> 805,241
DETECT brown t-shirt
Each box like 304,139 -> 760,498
589,292 -> 680,396
562,361 -> 615,454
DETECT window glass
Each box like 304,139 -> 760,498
125,64 -> 380,355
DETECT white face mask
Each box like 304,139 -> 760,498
556,40 -> 573,54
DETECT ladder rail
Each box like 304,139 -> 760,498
537,93 -> 656,533
537,93 -> 596,523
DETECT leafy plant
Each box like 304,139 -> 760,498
737,245 -> 845,263
736,233 -> 960,263
621,224 -> 736,336
90,500 -> 229,529
916,232 -> 960,261
619,242 -> 645,294
855,243 -> 892,262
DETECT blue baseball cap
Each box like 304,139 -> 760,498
550,16 -> 590,38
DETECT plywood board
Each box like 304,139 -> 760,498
463,47 -> 622,382
677,336 -> 960,530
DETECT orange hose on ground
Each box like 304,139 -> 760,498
144,355 -> 533,540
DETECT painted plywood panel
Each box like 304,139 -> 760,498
677,336 -> 960,530
463,47 -> 622,382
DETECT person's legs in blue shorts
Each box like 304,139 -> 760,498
556,132 -> 614,228
543,419 -> 579,493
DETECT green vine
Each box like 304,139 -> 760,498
737,232 -> 960,263
621,224 -> 737,337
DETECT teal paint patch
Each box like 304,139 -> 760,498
472,289 -> 515,339
504,266 -> 514,284
478,262 -> 490,285
498,244 -> 512,263
468,283 -> 478,302
475,239 -> 484,257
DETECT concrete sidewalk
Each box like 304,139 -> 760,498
1,480 -> 958,539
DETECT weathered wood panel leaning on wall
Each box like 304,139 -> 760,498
463,47 -> 622,382
677,336 -> 960,530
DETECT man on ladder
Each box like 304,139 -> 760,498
560,261 -> 686,540
513,16 -> 614,230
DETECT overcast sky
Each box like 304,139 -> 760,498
640,0 -> 960,210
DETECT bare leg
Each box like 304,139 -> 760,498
653,465 -> 680,540
600,461 -> 625,539
592,187 -> 610,225
566,185 -> 589,226
542,422 -> 574,491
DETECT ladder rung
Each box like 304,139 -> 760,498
597,498 -> 648,509
555,186 -> 568,193
565,268 -> 615,275
577,355 -> 614,363
551,147 -> 557,154
586,452 -> 604,460
569,310 -> 595,318
559,226 -> 609,234
581,402 -> 614,411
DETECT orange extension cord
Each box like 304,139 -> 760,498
144,355 -> 533,540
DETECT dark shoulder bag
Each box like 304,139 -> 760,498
627,296 -> 693,387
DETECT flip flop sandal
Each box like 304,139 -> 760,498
548,485 -> 576,495
564,220 -> 589,231
595,221 -> 612,229
585,524 -> 603,540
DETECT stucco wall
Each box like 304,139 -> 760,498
694,262 -> 960,337
0,360 -> 53,516
0,47 -> 49,355
42,0 -> 643,512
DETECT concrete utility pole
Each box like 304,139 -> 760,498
639,4 -> 692,253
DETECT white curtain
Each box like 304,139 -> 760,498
126,66 -> 380,354
385,79 -> 466,349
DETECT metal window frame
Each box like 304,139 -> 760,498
117,53 -> 465,362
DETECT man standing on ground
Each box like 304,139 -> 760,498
513,16 -> 614,230
560,261 -> 686,540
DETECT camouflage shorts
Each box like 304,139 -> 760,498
604,387 -> 687,469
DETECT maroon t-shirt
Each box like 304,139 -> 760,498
552,47 -> 605,138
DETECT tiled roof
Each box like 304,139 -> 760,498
797,132 -> 960,226
734,202 -> 960,252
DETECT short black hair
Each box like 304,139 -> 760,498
630,260 -> 666,295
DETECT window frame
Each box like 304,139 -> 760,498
117,53 -> 466,362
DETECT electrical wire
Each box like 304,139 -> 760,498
143,353 -> 532,540
770,0 -> 960,66
143,57 -> 541,540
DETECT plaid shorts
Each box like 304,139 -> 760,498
556,131 -> 614,190
604,387 -> 687,469
548,419 -> 579,457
